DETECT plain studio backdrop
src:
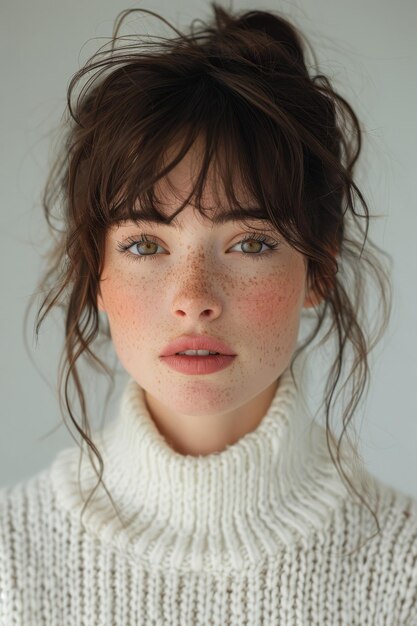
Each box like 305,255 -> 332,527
0,0 -> 416,496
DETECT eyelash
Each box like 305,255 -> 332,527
116,232 -> 280,263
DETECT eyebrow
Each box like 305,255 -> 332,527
125,208 -> 270,227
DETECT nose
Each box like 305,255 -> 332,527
170,263 -> 223,321
173,301 -> 221,320
172,288 -> 222,320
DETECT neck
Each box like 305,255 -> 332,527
143,378 -> 280,456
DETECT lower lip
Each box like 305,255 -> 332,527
160,354 -> 236,375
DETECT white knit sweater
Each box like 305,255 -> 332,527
1,360 -> 417,625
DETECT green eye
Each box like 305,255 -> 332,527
116,232 -> 280,262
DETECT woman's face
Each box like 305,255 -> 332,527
97,143 -> 318,420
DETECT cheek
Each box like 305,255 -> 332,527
100,272 -> 159,370
100,271 -> 156,330
237,269 -> 304,328
235,269 -> 305,369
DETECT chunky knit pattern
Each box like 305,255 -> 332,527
1,359 -> 417,625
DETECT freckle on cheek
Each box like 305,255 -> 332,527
239,277 -> 296,325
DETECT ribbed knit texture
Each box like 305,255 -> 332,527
1,357 -> 417,625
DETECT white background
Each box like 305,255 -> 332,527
1,0 -> 416,495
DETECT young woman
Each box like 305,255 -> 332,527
1,4 -> 416,624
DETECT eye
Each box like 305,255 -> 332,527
116,232 -> 280,263
230,232 -> 280,260
116,234 -> 165,262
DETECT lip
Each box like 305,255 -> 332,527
160,334 -> 236,357
161,354 -> 236,375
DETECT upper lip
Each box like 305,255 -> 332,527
160,334 -> 236,357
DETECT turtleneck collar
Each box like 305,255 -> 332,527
51,353 -> 369,573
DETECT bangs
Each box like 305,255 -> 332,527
82,70 -> 302,240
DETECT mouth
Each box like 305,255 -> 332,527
160,352 -> 236,375
175,350 -> 221,356
160,334 -> 236,358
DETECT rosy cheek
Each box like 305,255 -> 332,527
100,270 -> 153,320
236,271 -> 301,326
233,270 -> 304,370
100,275 -> 157,365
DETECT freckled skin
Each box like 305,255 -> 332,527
97,141 -> 319,457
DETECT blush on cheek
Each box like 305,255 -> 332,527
235,272 -> 305,372
101,272 -> 153,318
238,273 -> 302,326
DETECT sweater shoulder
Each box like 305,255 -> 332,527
0,462 -> 75,563
0,464 -> 58,514
0,442 -> 81,522
0,466 -> 59,548
343,474 -> 417,624
372,473 -> 417,531
0,463 -> 87,625
349,472 -> 417,551
376,476 -> 417,574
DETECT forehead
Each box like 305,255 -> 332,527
110,133 -> 277,231
151,134 -> 261,219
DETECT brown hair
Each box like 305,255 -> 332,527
26,4 -> 392,554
